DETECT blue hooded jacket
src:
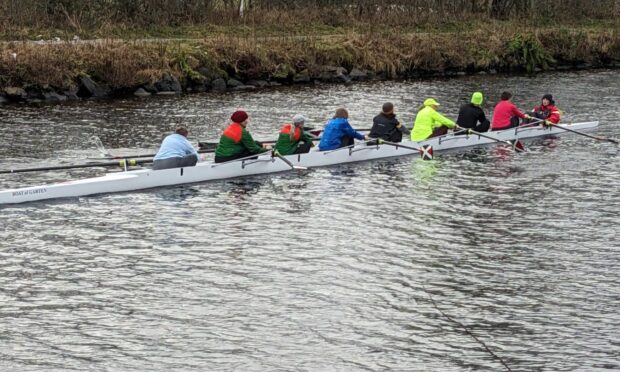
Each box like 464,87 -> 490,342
318,117 -> 365,151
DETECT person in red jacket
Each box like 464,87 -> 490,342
532,94 -> 561,125
491,91 -> 531,131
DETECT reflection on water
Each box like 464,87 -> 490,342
1,70 -> 619,371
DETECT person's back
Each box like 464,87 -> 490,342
456,92 -> 489,133
152,127 -> 199,170
319,108 -> 366,151
369,102 -> 409,142
411,98 -> 456,141
214,110 -> 268,163
491,91 -> 529,131
274,115 -> 314,155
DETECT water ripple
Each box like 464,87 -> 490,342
1,70 -> 619,371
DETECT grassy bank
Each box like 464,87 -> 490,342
1,0 -> 618,40
1,23 -> 618,102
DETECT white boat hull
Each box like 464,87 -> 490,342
0,121 -> 599,204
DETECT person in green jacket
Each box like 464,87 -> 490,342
214,110 -> 270,163
411,98 -> 459,141
274,114 -> 314,155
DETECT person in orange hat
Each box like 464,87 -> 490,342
214,110 -> 270,163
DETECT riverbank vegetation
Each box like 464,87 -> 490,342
1,0 -> 618,39
0,0 -> 618,102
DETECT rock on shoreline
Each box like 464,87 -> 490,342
1,62 -> 619,105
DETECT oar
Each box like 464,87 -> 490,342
109,148 -> 213,160
0,159 -> 151,174
373,139 -> 434,160
467,129 -> 525,152
550,123 -> 619,145
272,151 -> 307,171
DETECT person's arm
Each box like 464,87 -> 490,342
396,120 -> 410,135
241,129 -> 267,154
477,108 -> 488,126
343,120 -> 366,140
181,137 -> 199,158
511,103 -> 527,119
431,110 -> 456,128
548,108 -> 561,124
300,129 -> 314,143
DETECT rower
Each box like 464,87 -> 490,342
152,126 -> 200,170
531,94 -> 561,125
368,102 -> 409,142
318,108 -> 367,151
274,114 -> 314,155
491,91 -> 532,131
214,110 -> 270,163
456,92 -> 490,134
411,98 -> 459,141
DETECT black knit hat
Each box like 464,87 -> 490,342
542,94 -> 555,104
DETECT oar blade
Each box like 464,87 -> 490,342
419,145 -> 433,161
511,140 -> 526,152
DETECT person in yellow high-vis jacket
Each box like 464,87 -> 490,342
411,98 -> 459,141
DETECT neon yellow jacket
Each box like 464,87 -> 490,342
411,106 -> 456,141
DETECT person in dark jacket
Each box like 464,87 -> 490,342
456,92 -> 490,134
369,102 -> 410,142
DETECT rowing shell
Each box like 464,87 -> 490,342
0,121 -> 599,205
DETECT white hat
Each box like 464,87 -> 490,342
292,114 -> 306,124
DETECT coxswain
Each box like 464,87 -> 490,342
456,92 -> 490,134
274,114 -> 314,155
491,91 -> 531,131
214,110 -> 269,163
368,102 -> 409,142
411,98 -> 458,141
152,126 -> 200,170
318,108 -> 367,151
532,94 -> 561,125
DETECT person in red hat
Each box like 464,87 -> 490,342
214,110 -> 270,163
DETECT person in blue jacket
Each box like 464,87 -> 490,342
318,108 -> 367,151
152,126 -> 200,170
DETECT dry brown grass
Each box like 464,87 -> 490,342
0,26 -> 618,92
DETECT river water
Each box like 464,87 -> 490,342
1,70 -> 619,371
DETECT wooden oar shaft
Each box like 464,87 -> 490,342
0,159 -> 151,174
